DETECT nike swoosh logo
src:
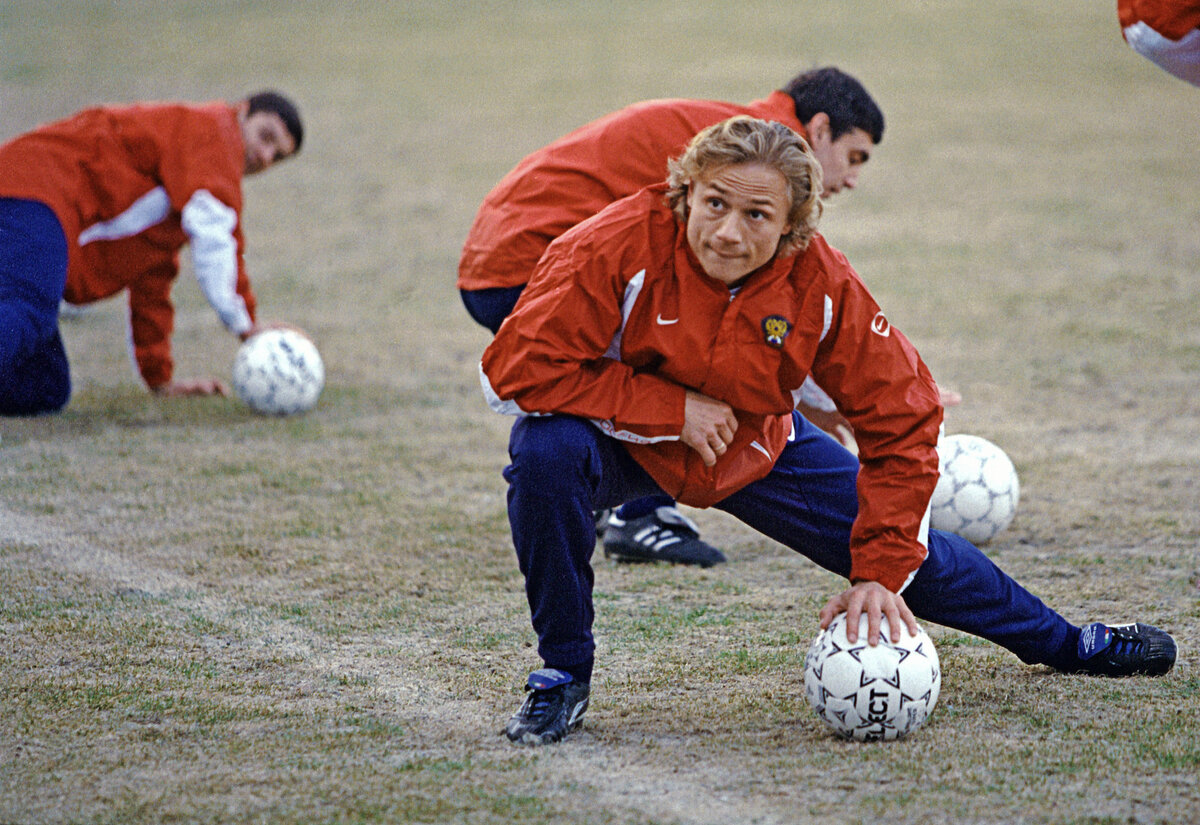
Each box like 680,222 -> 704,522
656,315 -> 679,325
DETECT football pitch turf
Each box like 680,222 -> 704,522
2,2 -> 1198,823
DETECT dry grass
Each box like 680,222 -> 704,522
2,1 -> 1199,823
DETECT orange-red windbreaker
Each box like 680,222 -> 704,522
458,92 -> 807,291
0,102 -> 257,388
481,186 -> 943,593
1119,0 -> 1200,39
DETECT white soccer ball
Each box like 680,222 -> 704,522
930,433 -> 1020,544
232,329 -> 325,416
804,612 -> 940,742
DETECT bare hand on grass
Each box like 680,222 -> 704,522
152,378 -> 229,397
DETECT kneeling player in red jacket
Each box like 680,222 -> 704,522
0,91 -> 303,415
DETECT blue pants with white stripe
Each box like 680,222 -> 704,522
0,198 -> 71,416
504,412 -> 1080,683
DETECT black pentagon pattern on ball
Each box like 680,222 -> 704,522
804,614 -> 942,742
913,640 -> 941,686
828,707 -> 851,731
833,645 -> 913,741
262,342 -> 305,414
807,637 -> 842,682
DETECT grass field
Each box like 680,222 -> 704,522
2,1 -> 1199,823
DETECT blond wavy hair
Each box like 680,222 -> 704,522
666,116 -> 823,256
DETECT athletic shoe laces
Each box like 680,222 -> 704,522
1107,626 -> 1144,659
1077,622 -> 1175,676
525,686 -> 560,719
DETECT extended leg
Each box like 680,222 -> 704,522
716,412 -> 1079,668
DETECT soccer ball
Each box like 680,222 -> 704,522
930,434 -> 1020,544
232,329 -> 325,415
804,612 -> 940,742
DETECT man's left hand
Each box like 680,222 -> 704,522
153,378 -> 229,397
239,321 -> 311,342
818,581 -> 918,646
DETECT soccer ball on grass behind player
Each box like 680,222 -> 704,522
930,433 -> 1020,544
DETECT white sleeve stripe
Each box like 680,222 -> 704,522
590,418 -> 679,444
901,436 -> 939,594
181,190 -> 252,334
898,516 -> 930,595
480,362 -> 538,417
604,269 -> 646,359
78,187 -> 171,245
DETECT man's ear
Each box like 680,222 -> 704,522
803,112 -> 832,146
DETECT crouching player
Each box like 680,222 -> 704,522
478,116 -> 1176,745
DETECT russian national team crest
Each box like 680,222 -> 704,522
762,315 -> 791,348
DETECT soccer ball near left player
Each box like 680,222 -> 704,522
804,612 -> 940,742
930,433 -> 1020,544
232,328 -> 325,416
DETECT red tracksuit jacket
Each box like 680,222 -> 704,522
481,185 -> 943,592
0,102 -> 257,388
458,92 -> 808,291
1119,0 -> 1200,38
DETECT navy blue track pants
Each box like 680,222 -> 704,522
504,412 -> 1079,679
0,198 -> 71,416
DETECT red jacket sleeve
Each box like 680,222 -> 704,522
127,252 -> 180,389
1119,0 -> 1200,39
125,104 -> 256,335
481,218 -> 688,441
809,259 -> 944,592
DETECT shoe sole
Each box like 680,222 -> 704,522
603,545 -> 724,567
505,699 -> 589,745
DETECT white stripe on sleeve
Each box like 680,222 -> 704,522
78,187 -> 171,245
603,269 -> 646,360
181,190 -> 253,335
480,362 -> 535,417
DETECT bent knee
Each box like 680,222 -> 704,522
508,416 -> 598,479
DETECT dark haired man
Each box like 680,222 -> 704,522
0,91 -> 304,415
460,68 -> 937,567
460,67 -> 879,335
